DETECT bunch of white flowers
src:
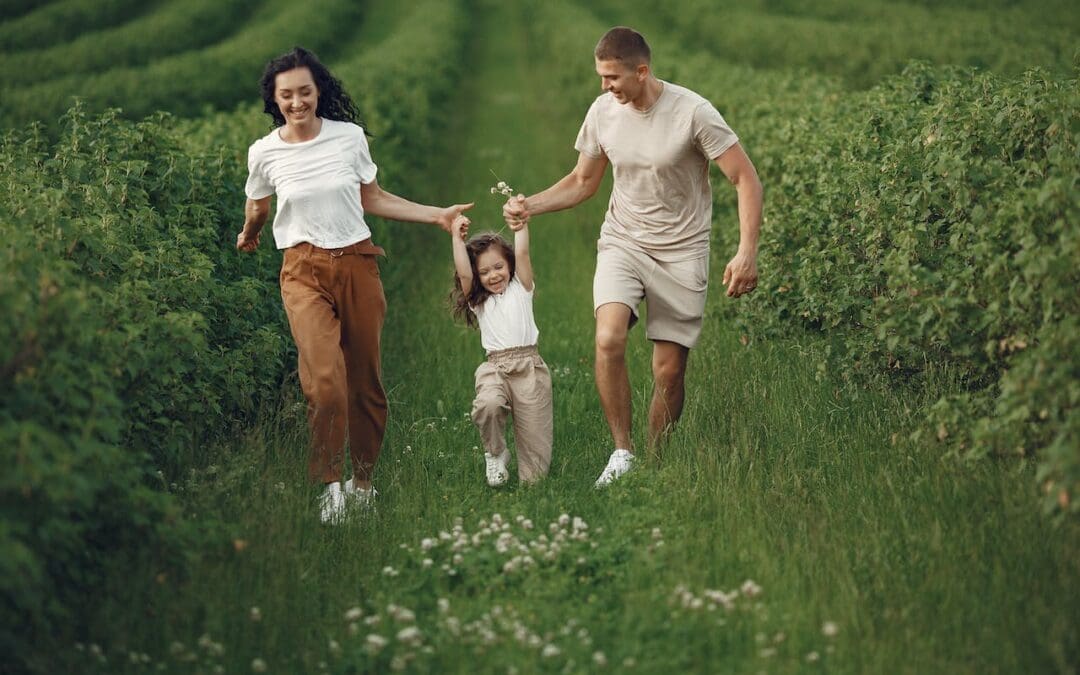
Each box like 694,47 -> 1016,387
490,180 -> 514,196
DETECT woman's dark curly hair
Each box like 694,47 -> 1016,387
450,232 -> 516,329
259,46 -> 365,129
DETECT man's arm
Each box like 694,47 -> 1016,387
714,143 -> 763,298
361,178 -> 473,233
504,152 -> 609,226
237,196 -> 271,252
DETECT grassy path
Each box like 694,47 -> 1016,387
69,1 -> 1078,673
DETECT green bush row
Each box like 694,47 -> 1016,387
0,0 -> 161,53
0,0 -> 363,131
541,1 -> 1079,514
0,0 -> 469,667
592,0 -> 1078,88
0,0 -> 44,21
0,0 -> 265,87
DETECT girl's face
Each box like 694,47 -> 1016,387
476,248 -> 511,294
274,67 -> 319,127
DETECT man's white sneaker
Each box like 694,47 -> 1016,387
594,449 -> 634,487
485,451 -> 510,487
319,482 -> 348,524
345,478 -> 378,510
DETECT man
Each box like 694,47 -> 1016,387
503,26 -> 762,486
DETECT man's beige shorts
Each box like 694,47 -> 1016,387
593,238 -> 710,349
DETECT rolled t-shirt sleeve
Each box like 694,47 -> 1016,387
693,102 -> 739,160
244,144 -> 274,199
354,129 -> 378,184
573,101 -> 604,159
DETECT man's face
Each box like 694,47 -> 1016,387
595,58 -> 645,104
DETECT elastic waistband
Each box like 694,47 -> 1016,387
290,239 -> 386,257
486,344 -> 540,363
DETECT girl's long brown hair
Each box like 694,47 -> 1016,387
449,232 -> 516,328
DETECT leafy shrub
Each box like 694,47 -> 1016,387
0,106 -> 289,667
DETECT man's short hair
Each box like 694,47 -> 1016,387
594,26 -> 651,65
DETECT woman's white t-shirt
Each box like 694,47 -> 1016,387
244,118 -> 378,249
471,278 -> 540,353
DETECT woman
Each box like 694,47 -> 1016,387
237,47 -> 471,524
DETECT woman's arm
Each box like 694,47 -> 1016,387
450,215 -> 473,292
513,223 -> 533,291
361,179 -> 472,233
237,196 -> 272,252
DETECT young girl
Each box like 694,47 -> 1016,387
450,215 -> 553,486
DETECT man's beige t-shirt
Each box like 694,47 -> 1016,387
575,80 -> 738,262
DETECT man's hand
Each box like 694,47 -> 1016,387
434,203 -> 474,233
503,194 -> 529,230
236,228 -> 260,252
723,250 -> 758,298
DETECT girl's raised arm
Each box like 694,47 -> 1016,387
451,215 -> 473,291
514,223 -> 533,291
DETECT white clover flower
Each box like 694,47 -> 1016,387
382,566 -> 399,577
593,651 -> 608,666
251,658 -> 268,673
541,644 -> 561,658
396,626 -> 423,646
497,181 -> 507,190
741,579 -> 762,598
759,647 -> 777,658
558,513 -> 570,526
422,558 -> 433,568
250,606 -> 262,622
822,621 -> 839,637
344,606 -> 363,622
437,598 -> 450,613
805,651 -> 821,662
364,614 -> 382,626
651,527 -> 662,540
522,518 -> 533,530
366,634 -> 388,652
328,640 -> 341,656
420,537 -> 437,550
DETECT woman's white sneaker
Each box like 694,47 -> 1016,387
318,482 -> 348,524
345,478 -> 378,510
485,451 -> 510,487
594,449 -> 634,487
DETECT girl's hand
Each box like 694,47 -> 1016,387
435,202 -> 474,233
451,214 -> 471,240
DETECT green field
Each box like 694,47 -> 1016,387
1,0 -> 1078,673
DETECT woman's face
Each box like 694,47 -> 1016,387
274,67 -> 319,126
476,248 -> 510,295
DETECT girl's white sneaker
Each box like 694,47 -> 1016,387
485,451 -> 510,487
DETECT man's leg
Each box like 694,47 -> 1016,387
595,302 -> 633,450
647,340 -> 690,454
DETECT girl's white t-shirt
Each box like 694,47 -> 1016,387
244,118 -> 378,249
471,278 -> 540,353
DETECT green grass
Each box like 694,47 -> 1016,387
33,0 -> 1080,673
